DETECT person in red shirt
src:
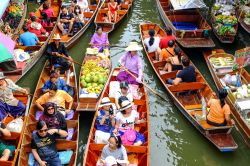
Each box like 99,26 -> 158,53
41,1 -> 54,18
159,27 -> 176,49
28,16 -> 46,37
27,12 -> 41,25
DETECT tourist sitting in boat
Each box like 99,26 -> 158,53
0,72 -> 27,121
167,56 -> 196,85
42,71 -> 68,94
115,81 -> 133,109
28,16 -> 47,37
159,40 -> 175,62
31,120 -> 67,166
143,29 -> 160,60
95,97 -> 116,144
117,42 -> 143,84
41,0 -> 54,18
19,25 -> 39,46
89,26 -> 109,52
0,122 -> 12,161
40,12 -> 53,27
108,0 -> 118,22
159,27 -> 176,49
27,12 -> 41,25
206,89 -> 233,127
35,84 -> 73,117
39,102 -> 68,137
114,100 -> 145,146
74,5 -> 84,23
77,0 -> 89,12
57,5 -> 75,36
100,135 -> 128,164
68,0 -> 76,13
72,16 -> 84,36
46,34 -> 73,74
163,47 -> 183,72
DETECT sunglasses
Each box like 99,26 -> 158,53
39,129 -> 48,133
47,107 -> 54,111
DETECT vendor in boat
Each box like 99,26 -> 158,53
35,84 -> 73,117
206,89 -> 233,126
31,120 -> 67,166
57,5 -> 75,36
108,0 -> 118,23
100,135 -> 128,164
163,47 -> 183,72
143,29 -> 160,60
114,100 -> 145,146
28,16 -> 47,37
95,97 -> 115,144
40,12 -> 53,27
159,40 -> 175,62
115,82 -> 133,109
19,25 -> 39,46
42,71 -> 68,94
46,34 -> 73,74
41,1 -> 54,18
117,42 -> 143,85
89,26 -> 109,52
167,56 -> 196,85
0,122 -> 12,161
0,72 -> 27,121
159,27 -> 176,49
39,102 -> 68,137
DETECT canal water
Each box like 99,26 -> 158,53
18,0 -> 250,165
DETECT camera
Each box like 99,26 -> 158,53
109,107 -> 114,115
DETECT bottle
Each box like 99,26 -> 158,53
201,96 -> 206,120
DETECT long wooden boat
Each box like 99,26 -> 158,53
0,92 -> 31,166
18,61 -> 79,166
3,0 -> 62,83
77,49 -> 112,111
140,22 -> 237,152
236,3 -> 250,34
94,0 -> 133,33
203,49 -> 250,141
211,5 -> 238,43
155,0 -> 215,48
54,0 -> 101,49
83,68 -> 150,165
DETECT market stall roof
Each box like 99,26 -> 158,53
170,0 -> 207,10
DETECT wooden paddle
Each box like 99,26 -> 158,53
119,66 -> 168,102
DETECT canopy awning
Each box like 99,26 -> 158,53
170,0 -> 207,10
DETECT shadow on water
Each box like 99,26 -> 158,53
17,0 -> 250,166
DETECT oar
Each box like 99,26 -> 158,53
53,54 -> 83,66
119,66 -> 168,102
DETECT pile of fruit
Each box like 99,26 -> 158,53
1,3 -> 23,30
233,84 -> 250,99
244,9 -> 250,25
215,15 -> 237,25
210,57 -> 234,67
80,58 -> 110,95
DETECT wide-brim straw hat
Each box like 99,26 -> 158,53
86,48 -> 99,55
119,100 -> 134,111
125,42 -> 143,51
52,34 -> 61,40
98,97 -> 112,107
0,72 -> 6,80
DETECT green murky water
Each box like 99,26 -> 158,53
18,0 -> 250,165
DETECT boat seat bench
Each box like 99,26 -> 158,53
169,82 -> 206,92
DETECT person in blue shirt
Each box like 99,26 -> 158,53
42,71 -> 68,93
95,97 -> 115,144
18,25 -> 39,46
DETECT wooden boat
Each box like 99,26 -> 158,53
203,49 -> 250,141
94,0 -> 133,33
18,61 -> 79,166
0,92 -> 31,166
155,0 -> 215,48
83,68 -> 150,165
77,49 -> 112,111
236,3 -> 250,34
53,0 -> 101,49
3,0 -> 62,83
211,5 -> 238,43
140,22 -> 238,152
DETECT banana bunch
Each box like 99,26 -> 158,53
8,3 -> 22,16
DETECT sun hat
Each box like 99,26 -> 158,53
98,97 -> 112,108
104,156 -> 117,166
86,48 -> 99,55
0,72 -> 6,80
29,12 -> 36,18
52,34 -> 61,40
119,100 -> 134,111
125,42 -> 142,52
120,81 -> 129,89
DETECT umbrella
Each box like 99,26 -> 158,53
0,32 -> 15,63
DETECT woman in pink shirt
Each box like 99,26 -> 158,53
41,1 -> 54,18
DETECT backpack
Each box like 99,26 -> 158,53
121,128 -> 136,145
